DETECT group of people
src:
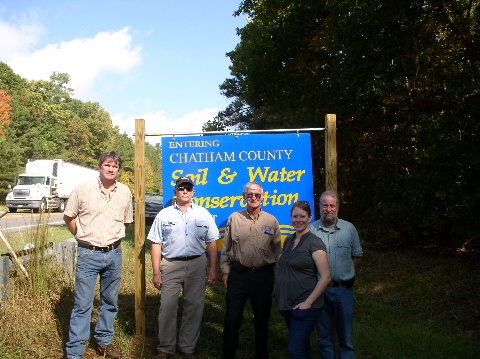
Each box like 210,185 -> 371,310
63,151 -> 362,359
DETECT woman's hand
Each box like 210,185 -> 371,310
293,301 -> 312,310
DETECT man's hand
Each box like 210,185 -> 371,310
150,243 -> 162,289
208,266 -> 218,286
152,272 -> 162,290
63,214 -> 77,236
222,273 -> 229,288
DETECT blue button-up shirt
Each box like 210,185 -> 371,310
147,202 -> 219,258
309,218 -> 362,281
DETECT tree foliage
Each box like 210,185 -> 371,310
145,143 -> 162,193
211,0 -> 480,248
0,89 -> 11,138
0,62 -> 163,203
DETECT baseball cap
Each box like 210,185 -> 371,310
176,176 -> 194,187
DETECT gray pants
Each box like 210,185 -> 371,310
157,255 -> 207,354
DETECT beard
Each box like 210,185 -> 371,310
321,213 -> 337,227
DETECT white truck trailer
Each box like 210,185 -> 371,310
5,159 -> 99,213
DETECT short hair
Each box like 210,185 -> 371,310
98,151 -> 122,170
243,182 -> 263,194
290,201 -> 312,217
320,190 -> 340,205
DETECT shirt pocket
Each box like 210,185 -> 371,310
161,221 -> 175,240
194,220 -> 209,239
334,238 -> 353,267
256,230 -> 274,253
335,237 -> 351,250
113,211 -> 124,223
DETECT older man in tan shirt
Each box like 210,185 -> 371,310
221,181 -> 281,359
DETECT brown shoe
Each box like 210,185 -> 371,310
156,353 -> 173,359
96,344 -> 123,359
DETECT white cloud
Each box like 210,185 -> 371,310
5,26 -> 141,100
111,108 -> 218,145
0,17 -> 43,60
1,16 -> 216,145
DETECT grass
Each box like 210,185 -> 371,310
353,248 -> 478,359
1,226 -> 73,252
0,224 -> 479,359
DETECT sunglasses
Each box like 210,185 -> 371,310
176,186 -> 193,192
296,200 -> 310,206
246,193 -> 262,200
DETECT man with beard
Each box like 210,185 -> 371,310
309,190 -> 363,359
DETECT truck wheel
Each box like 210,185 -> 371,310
58,199 -> 66,212
8,208 -> 17,213
40,199 -> 47,212
33,199 -> 47,213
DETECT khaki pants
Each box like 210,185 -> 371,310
157,255 -> 207,354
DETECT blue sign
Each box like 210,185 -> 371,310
161,133 -> 314,247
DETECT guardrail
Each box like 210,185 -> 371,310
0,238 -> 76,301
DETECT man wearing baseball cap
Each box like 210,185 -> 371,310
148,176 -> 219,359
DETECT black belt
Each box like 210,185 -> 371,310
330,277 -> 355,288
165,255 -> 202,261
77,240 -> 121,252
231,261 -> 274,273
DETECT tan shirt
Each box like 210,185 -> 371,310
64,178 -> 133,247
220,209 -> 281,273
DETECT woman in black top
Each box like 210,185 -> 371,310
275,201 -> 331,359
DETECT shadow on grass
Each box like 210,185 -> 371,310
54,286 -> 75,358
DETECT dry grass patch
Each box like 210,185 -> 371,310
0,224 -> 478,358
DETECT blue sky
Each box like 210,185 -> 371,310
0,1 -> 246,144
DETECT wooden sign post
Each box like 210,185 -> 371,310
134,119 -> 146,338
325,114 -> 337,192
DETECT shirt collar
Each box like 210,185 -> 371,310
242,208 -> 262,220
317,218 -> 339,231
174,202 -> 193,211
98,177 -> 117,192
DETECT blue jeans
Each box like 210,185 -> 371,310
280,307 -> 321,359
65,246 -> 122,359
316,286 -> 355,359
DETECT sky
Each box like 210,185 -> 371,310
0,0 -> 246,145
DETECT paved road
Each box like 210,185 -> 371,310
0,211 -> 65,233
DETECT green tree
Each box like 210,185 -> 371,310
215,0 -> 480,247
0,63 -> 122,185
109,132 -> 135,192
65,100 -> 115,165
145,143 -> 162,193
0,62 -> 24,94
0,139 -> 23,204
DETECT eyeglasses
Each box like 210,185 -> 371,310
176,186 -> 193,192
246,193 -> 262,200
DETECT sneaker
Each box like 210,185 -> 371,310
156,353 -> 173,358
95,344 -> 123,359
